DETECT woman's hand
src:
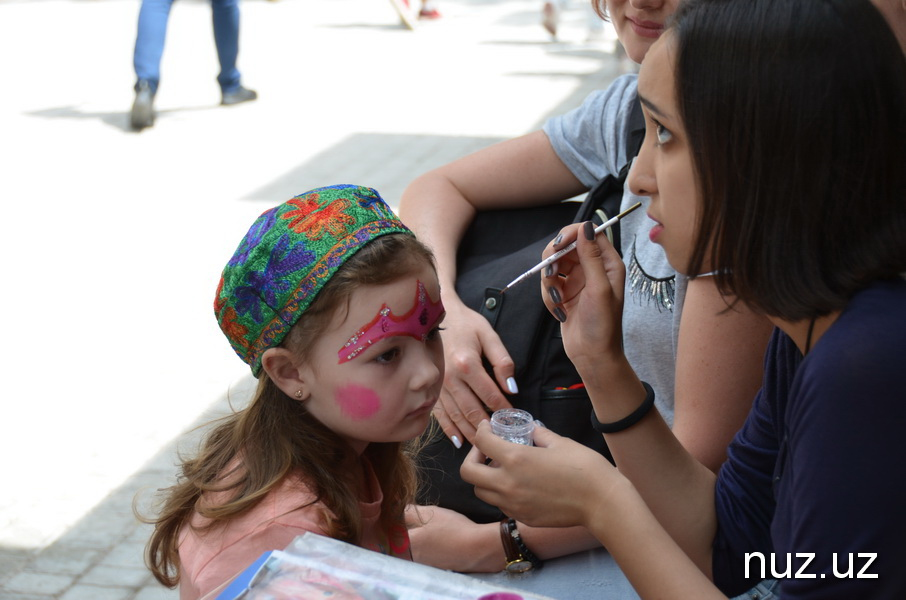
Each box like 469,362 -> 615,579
432,298 -> 518,445
540,221 -> 627,385
405,504 -> 505,572
460,422 -> 620,529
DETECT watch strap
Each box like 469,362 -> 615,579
499,517 -> 542,572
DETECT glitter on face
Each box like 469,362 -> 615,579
337,280 -> 444,363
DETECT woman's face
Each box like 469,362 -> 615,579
297,264 -> 445,454
870,0 -> 906,53
628,33 -> 703,274
607,0 -> 680,63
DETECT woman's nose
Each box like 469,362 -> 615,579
628,139 -> 657,198
630,0 -> 666,11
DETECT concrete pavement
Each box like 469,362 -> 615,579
0,0 -> 625,597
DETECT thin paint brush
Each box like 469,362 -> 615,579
500,202 -> 642,293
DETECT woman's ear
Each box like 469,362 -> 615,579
261,347 -> 310,401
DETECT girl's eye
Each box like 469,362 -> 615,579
375,348 -> 400,365
426,326 -> 445,342
655,122 -> 673,145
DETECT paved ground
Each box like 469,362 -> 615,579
0,0 -> 626,597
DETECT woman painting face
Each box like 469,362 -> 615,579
606,0 -> 680,63
296,263 -> 445,454
628,32 -> 702,274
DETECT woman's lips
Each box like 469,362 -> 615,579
648,214 -> 664,243
628,17 -> 664,39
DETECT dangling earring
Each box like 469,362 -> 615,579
294,389 -> 304,399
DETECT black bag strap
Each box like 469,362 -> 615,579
572,98 -> 646,254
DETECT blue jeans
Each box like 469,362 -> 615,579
133,0 -> 241,95
729,579 -> 780,600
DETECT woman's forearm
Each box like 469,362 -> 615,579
587,476 -> 725,600
580,358 -> 719,575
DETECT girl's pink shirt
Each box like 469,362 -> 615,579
177,461 -> 412,600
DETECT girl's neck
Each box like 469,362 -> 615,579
769,311 -> 841,356
351,454 -> 378,502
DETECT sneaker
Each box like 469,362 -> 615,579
542,1 -> 559,39
419,2 -> 441,19
130,80 -> 155,130
221,85 -> 258,106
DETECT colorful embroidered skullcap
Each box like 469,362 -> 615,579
214,184 -> 413,376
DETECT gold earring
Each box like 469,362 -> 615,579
295,389 -> 304,399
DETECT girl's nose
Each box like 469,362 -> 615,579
410,345 -> 443,392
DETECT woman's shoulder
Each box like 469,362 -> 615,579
815,278 -> 906,372
791,279 -> 906,414
567,73 -> 639,123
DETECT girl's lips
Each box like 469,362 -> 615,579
407,398 -> 437,418
627,17 -> 664,39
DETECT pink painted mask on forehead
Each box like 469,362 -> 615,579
338,280 -> 444,364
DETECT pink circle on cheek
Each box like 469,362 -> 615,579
335,384 -> 382,421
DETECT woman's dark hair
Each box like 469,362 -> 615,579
673,0 -> 906,320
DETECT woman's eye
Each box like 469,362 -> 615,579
375,348 -> 400,365
655,122 -> 673,145
426,326 -> 445,342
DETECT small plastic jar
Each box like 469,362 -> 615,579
490,408 -> 536,446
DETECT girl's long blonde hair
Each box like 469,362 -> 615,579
143,233 -> 436,587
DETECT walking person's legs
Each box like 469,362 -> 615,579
212,0 -> 257,105
131,0 -> 173,129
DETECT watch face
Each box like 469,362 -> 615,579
505,559 -> 533,574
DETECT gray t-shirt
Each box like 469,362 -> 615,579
543,73 -> 685,426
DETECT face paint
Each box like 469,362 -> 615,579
335,384 -> 382,420
338,280 -> 444,364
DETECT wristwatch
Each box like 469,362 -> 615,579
499,517 -> 542,573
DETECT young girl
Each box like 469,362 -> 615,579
462,0 -> 906,598
145,184 -> 445,599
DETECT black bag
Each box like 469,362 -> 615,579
416,101 -> 646,523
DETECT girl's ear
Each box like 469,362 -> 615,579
261,347 -> 311,401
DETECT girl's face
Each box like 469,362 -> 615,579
299,263 -> 445,454
628,33 -> 703,274
607,0 -> 680,64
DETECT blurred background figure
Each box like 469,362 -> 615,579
388,0 -> 442,29
130,0 -> 257,131
541,0 -> 605,41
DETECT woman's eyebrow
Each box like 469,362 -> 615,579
638,94 -> 670,120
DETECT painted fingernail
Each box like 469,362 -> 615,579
554,307 -> 567,322
544,264 -> 553,278
584,220 -> 595,241
506,377 -> 519,394
451,435 -> 462,449
548,286 -> 562,304
554,234 -> 563,246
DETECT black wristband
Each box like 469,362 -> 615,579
590,381 -> 655,433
